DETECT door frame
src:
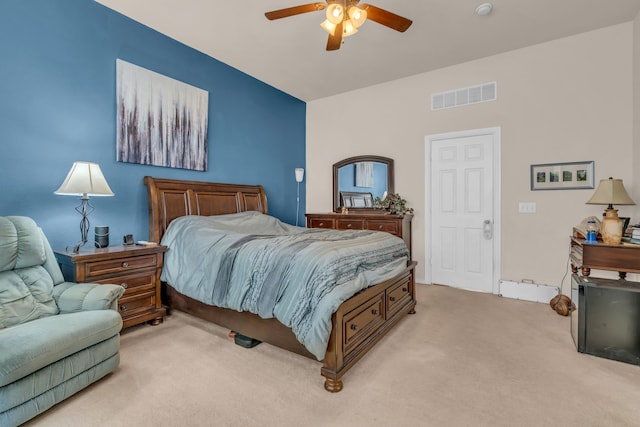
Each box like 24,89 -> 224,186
424,127 -> 501,294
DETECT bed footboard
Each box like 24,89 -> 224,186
322,261 -> 417,392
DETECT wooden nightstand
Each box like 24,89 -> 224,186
55,244 -> 167,329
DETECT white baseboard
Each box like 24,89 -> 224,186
499,280 -> 559,303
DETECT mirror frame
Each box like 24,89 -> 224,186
333,155 -> 394,212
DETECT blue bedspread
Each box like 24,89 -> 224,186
160,211 -> 409,360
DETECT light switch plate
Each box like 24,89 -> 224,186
519,202 -> 536,214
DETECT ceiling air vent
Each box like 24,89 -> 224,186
432,81 -> 497,111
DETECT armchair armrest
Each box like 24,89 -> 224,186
53,282 -> 125,313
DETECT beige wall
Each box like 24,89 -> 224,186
307,23 -> 634,293
633,13 -> 640,214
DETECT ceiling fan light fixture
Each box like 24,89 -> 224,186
326,4 -> 344,24
264,2 -> 413,52
320,19 -> 337,36
348,6 -> 367,28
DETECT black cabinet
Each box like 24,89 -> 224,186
571,274 -> 640,365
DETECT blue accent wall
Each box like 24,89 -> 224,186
0,0 -> 306,250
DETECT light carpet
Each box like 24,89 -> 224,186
24,284 -> 640,427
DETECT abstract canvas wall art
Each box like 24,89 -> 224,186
116,59 -> 209,171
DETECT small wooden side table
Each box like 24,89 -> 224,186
55,244 -> 167,329
570,236 -> 640,279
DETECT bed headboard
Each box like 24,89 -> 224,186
144,176 -> 268,243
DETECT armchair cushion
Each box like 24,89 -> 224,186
0,216 -> 46,272
0,267 -> 59,329
0,310 -> 122,388
54,282 -> 125,313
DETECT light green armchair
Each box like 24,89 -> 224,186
0,216 -> 125,426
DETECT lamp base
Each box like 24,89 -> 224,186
601,209 -> 623,245
72,240 -> 87,254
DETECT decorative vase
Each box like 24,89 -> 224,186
601,209 -> 623,245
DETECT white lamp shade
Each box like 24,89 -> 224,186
586,178 -> 635,206
295,168 -> 304,183
54,161 -> 114,196
326,4 -> 344,24
348,6 -> 367,28
320,19 -> 337,36
343,19 -> 358,37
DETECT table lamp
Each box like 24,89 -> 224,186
586,177 -> 635,244
55,161 -> 114,252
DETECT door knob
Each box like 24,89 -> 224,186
483,220 -> 493,240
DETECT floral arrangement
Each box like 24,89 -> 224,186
373,193 -> 414,216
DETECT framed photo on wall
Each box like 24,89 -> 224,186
530,161 -> 594,191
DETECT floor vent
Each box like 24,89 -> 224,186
499,280 -> 559,304
432,81 -> 497,111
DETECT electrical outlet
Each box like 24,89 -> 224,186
518,202 -> 536,214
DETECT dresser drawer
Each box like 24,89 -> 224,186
83,254 -> 158,279
336,219 -> 364,230
308,218 -> 335,229
343,294 -> 385,351
366,220 -> 399,235
386,278 -> 412,318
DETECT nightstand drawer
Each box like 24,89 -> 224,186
118,290 -> 156,317
95,271 -> 155,294
84,254 -> 158,278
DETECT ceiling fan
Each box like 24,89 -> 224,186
265,1 -> 412,51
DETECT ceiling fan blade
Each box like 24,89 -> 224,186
326,21 -> 343,51
360,4 -> 412,32
265,3 -> 326,20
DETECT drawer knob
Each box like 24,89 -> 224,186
347,223 -> 352,228
319,222 -> 324,226
121,262 -> 129,268
350,324 -> 358,331
402,287 -> 408,292
371,309 -> 379,315
121,283 -> 128,289
378,225 -> 383,230
119,304 -> 127,312
389,296 -> 396,302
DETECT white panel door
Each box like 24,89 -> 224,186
430,133 -> 495,292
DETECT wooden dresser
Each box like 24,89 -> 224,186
55,244 -> 167,329
306,212 -> 412,257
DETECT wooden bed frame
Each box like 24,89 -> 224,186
144,176 -> 417,392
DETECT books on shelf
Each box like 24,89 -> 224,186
621,224 -> 640,244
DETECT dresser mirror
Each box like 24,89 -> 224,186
333,155 -> 394,212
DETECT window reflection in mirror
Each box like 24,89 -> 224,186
333,156 -> 394,212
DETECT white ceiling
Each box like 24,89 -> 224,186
95,0 -> 640,101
